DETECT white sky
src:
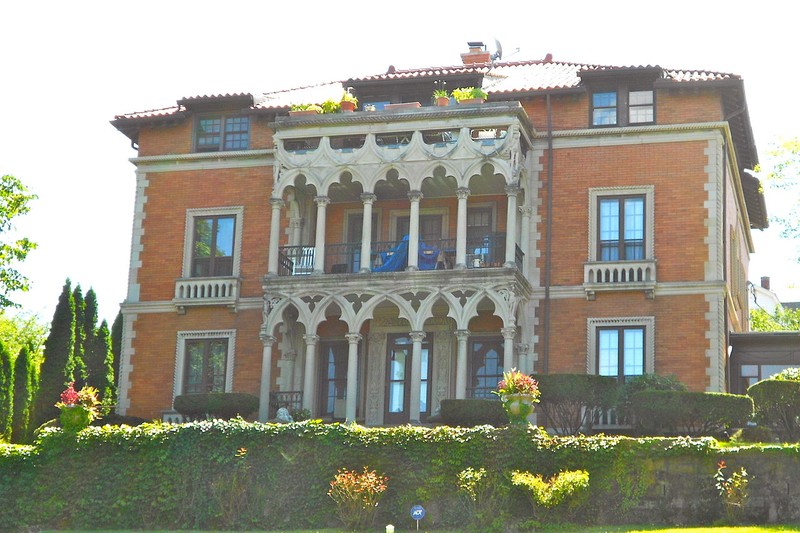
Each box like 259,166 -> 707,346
1,0 -> 798,326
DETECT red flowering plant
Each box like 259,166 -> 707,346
55,382 -> 101,431
494,369 -> 541,400
328,466 -> 388,530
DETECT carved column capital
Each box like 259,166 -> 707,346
501,326 -> 517,340
259,333 -> 276,346
360,193 -> 377,205
345,332 -> 363,344
409,331 -> 426,343
456,187 -> 471,200
407,190 -> 424,203
269,197 -> 285,209
314,195 -> 330,207
303,334 -> 320,346
454,329 -> 471,341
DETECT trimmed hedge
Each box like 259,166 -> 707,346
173,392 -> 259,420
439,399 -> 508,426
748,378 -> 800,441
534,374 -> 618,435
1,421 -> 799,530
631,390 -> 753,437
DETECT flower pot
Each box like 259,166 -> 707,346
60,405 -> 93,432
340,100 -> 356,112
502,393 -> 536,425
435,96 -> 450,106
457,98 -> 485,105
384,102 -> 422,110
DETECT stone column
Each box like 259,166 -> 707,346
455,187 -> 470,269
313,196 -> 330,274
454,329 -> 470,399
302,334 -> 319,412
516,342 -> 530,375
408,331 -> 426,423
359,193 -> 376,273
501,326 -> 517,372
289,218 -> 302,247
267,197 -> 285,276
345,332 -> 362,422
406,190 -> 423,271
504,184 -> 520,267
258,334 -> 276,422
519,205 -> 532,271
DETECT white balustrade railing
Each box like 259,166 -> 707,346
583,260 -> 656,299
174,277 -> 240,306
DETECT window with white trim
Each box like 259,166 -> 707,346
589,186 -> 654,262
587,317 -> 654,381
182,207 -> 244,278
173,330 -> 236,400
591,88 -> 654,127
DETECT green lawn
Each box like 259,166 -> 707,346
50,527 -> 800,532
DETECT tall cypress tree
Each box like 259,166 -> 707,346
82,289 -> 101,389
32,279 -> 75,428
0,341 -> 12,441
11,345 -> 33,443
89,320 -> 114,403
111,311 -> 122,396
72,285 -> 87,386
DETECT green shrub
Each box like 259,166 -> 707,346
729,425 -> 777,443
456,467 -> 510,532
617,373 -> 686,422
173,392 -> 259,420
511,469 -> 590,521
534,374 -> 618,435
439,399 -> 508,426
631,391 -> 752,437
748,378 -> 800,441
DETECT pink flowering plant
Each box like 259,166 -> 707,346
494,369 -> 541,400
55,382 -> 101,431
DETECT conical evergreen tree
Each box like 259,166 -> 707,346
88,320 -> 114,402
0,341 -> 12,441
82,289 -> 102,389
32,279 -> 76,428
111,311 -> 122,394
72,284 -> 87,386
11,345 -> 34,443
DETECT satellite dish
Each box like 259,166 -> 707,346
492,38 -> 503,61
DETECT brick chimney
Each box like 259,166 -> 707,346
761,276 -> 771,290
461,41 -> 491,65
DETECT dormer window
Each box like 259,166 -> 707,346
629,90 -> 654,124
592,88 -> 654,127
195,115 -> 250,152
592,92 -> 617,126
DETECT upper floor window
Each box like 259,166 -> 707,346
598,196 -> 645,261
192,215 -> 235,277
196,115 -> 250,152
592,89 -> 654,127
182,207 -> 243,280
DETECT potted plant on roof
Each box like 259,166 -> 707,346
453,86 -> 488,105
289,103 -> 323,116
340,91 -> 358,112
433,89 -> 450,106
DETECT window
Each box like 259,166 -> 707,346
592,91 -> 617,126
172,330 -> 236,401
318,341 -> 350,419
598,196 -> 644,261
192,215 -> 235,277
587,317 -> 654,380
589,186 -> 654,263
196,115 -> 250,152
468,337 -> 504,399
182,207 -> 243,279
592,89 -> 654,127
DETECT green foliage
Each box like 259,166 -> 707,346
72,285 -> 86,385
535,374 -> 618,435
173,392 -> 259,420
433,89 -> 450,98
729,425 -> 777,443
511,469 -> 590,521
0,341 -> 13,441
110,311 -> 122,393
327,466 -> 387,530
713,460 -> 749,524
290,103 -> 323,112
747,377 -> 800,441
452,86 -> 488,101
320,99 -> 340,114
0,174 -> 37,308
439,398 -> 508,426
750,307 -> 800,331
757,138 -> 800,261
617,373 -> 687,422
340,91 -> 358,105
11,345 -> 34,443
86,319 -> 114,402
32,279 -> 76,428
631,391 -> 753,437
0,310 -> 46,363
456,466 -> 510,532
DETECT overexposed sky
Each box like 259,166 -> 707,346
1,0 -> 798,325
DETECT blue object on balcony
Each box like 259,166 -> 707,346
373,235 -> 442,272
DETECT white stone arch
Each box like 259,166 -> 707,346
464,160 -> 513,188
273,170 -> 319,199
318,167 -> 369,198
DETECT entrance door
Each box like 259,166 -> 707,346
385,333 -> 432,424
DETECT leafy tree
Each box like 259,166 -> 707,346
31,279 -> 76,428
757,138 -> 800,262
0,341 -> 12,441
750,307 -> 800,331
0,310 -> 47,363
0,174 -> 37,309
11,344 -> 35,443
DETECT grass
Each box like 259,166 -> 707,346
49,527 -> 800,532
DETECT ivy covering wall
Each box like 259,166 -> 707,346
1,420 -> 799,530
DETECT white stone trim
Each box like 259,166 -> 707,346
126,171 -> 149,304
588,185 -> 655,261
704,138 -> 725,282
181,206 -> 245,278
130,149 -> 273,173
172,329 -> 237,402
115,312 -> 137,415
705,293 -> 726,392
586,316 -> 655,375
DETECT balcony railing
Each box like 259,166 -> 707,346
173,277 -> 240,310
277,233 -> 520,276
583,259 -> 657,300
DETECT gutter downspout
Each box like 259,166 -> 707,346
542,93 -> 554,373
